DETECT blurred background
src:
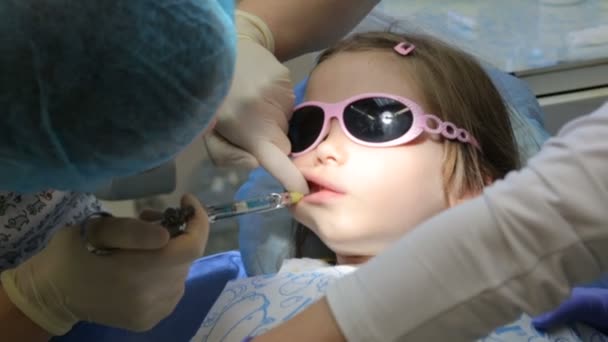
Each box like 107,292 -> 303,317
102,0 -> 608,255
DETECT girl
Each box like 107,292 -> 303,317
193,32 -> 596,342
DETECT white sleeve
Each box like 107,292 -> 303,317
326,101 -> 608,342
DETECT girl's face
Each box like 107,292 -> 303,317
291,51 -> 451,262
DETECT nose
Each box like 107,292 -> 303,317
315,119 -> 347,165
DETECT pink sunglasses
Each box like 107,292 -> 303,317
288,93 -> 480,157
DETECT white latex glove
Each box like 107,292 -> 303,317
0,194 -> 209,336
203,10 -> 309,194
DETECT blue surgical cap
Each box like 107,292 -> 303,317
0,0 -> 236,192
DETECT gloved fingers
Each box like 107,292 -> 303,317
533,311 -> 568,331
139,209 -> 164,222
532,287 -> 597,331
261,77 -> 295,133
203,133 -> 260,169
181,193 -> 207,232
566,287 -> 608,334
253,141 -> 310,194
112,195 -> 208,268
157,194 -> 210,264
247,115 -> 293,156
85,216 -> 170,251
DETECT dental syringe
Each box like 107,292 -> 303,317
206,191 -> 304,223
161,191 -> 304,237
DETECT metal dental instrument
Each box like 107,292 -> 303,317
161,191 -> 304,237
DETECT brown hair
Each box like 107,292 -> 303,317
295,31 -> 520,258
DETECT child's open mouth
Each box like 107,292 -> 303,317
303,179 -> 345,204
308,181 -> 322,194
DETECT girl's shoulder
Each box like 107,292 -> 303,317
192,260 -> 356,341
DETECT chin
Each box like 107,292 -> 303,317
296,213 -> 382,255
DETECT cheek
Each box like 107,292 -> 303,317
292,204 -> 367,254
347,149 -> 447,233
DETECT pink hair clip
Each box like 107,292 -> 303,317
394,42 -> 415,56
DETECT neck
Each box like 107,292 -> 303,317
336,254 -> 372,265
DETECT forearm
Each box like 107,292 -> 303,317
0,284 -> 51,341
254,298 -> 345,342
238,0 -> 380,61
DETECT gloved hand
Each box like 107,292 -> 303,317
532,287 -> 608,335
0,194 -> 209,336
203,9 -> 309,194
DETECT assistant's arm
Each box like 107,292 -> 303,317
238,0 -> 381,61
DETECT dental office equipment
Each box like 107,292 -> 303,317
162,192 -> 304,237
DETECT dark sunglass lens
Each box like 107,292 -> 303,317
344,97 -> 413,142
288,106 -> 325,153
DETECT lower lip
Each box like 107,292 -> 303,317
303,190 -> 344,204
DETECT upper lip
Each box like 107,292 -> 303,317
301,172 -> 346,194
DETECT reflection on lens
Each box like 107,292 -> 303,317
344,97 -> 413,142
289,106 -> 325,153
